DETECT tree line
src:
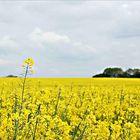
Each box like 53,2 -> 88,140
93,68 -> 140,78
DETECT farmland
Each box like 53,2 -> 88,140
0,78 -> 140,140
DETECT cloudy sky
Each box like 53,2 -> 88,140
0,0 -> 140,77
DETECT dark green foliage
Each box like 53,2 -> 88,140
103,67 -> 123,77
6,75 -> 18,78
93,68 -> 140,78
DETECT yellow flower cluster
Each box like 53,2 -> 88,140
0,78 -> 139,140
24,57 -> 34,66
22,57 -> 34,74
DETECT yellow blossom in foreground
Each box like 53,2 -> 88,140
0,78 -> 139,139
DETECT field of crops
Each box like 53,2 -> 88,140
0,78 -> 140,140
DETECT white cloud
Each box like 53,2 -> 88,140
0,59 -> 14,66
73,42 -> 96,53
28,28 -> 97,61
0,35 -> 18,49
29,28 -> 71,44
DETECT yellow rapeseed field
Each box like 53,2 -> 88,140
0,78 -> 140,140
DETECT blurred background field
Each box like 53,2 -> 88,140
1,78 -> 140,87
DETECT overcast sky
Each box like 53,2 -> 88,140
0,0 -> 140,77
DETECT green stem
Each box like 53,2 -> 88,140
20,64 -> 29,114
78,125 -> 87,140
54,88 -> 61,116
32,104 -> 41,140
13,119 -> 18,140
13,94 -> 18,140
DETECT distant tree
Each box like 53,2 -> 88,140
133,69 -> 140,74
93,73 -> 110,77
6,75 -> 18,78
132,69 -> 140,78
93,67 -> 140,78
125,68 -> 140,78
103,67 -> 123,77
126,68 -> 134,76
134,72 -> 140,78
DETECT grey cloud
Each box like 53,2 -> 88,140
0,1 -> 140,77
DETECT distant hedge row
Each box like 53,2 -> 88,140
93,68 -> 140,78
